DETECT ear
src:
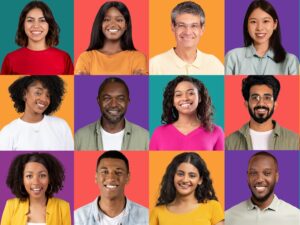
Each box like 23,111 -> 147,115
274,101 -> 278,110
97,96 -> 101,105
171,23 -> 175,33
273,19 -> 278,30
125,172 -> 130,184
275,171 -> 279,183
95,173 -> 98,184
244,101 -> 249,108
199,24 -> 205,36
198,177 -> 203,186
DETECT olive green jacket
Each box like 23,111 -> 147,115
75,119 -> 149,150
226,121 -> 299,150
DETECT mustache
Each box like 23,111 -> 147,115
254,106 -> 269,111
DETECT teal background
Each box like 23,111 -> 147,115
0,0 -> 74,67
149,76 -> 224,136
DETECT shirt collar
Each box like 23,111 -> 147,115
246,195 -> 279,211
171,48 -> 202,69
96,118 -> 131,135
240,120 -> 280,137
245,44 -> 275,59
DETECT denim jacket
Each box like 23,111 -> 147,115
74,197 -> 149,225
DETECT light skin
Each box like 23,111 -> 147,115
247,155 -> 279,210
97,82 -> 130,133
23,162 -> 49,222
172,13 -> 204,63
21,81 -> 50,123
244,84 -> 277,131
95,158 -> 130,217
24,8 -> 49,51
247,8 -> 277,57
172,81 -> 201,135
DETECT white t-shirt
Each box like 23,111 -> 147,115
102,209 -> 125,225
101,128 -> 124,151
249,129 -> 273,150
0,115 -> 74,150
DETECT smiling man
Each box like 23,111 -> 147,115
75,151 -> 148,225
226,75 -> 299,150
150,1 -> 224,75
225,151 -> 300,225
75,77 -> 149,150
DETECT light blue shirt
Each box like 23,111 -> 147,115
74,197 -> 149,225
225,45 -> 299,75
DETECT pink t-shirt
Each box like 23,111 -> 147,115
149,124 -> 224,151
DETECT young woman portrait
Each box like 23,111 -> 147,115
75,1 -> 147,75
150,76 -> 224,150
0,152 -> 71,225
0,76 -> 74,150
1,1 -> 73,75
150,152 -> 224,225
225,0 -> 299,75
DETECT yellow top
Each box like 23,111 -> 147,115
150,200 -> 224,225
1,197 -> 71,225
75,50 -> 148,75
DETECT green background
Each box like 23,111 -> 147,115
0,0 -> 74,67
149,75 -> 225,136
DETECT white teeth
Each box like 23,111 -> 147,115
108,29 -> 119,33
255,186 -> 266,191
108,110 -> 119,115
106,184 -> 117,189
32,31 -> 42,35
31,188 -> 42,192
37,103 -> 45,107
256,33 -> 265,37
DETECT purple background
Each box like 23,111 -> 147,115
225,0 -> 299,57
225,151 -> 299,210
74,76 -> 149,132
0,151 -> 74,223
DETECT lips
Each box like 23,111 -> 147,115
30,187 -> 43,194
255,33 -> 266,38
104,184 -> 119,189
36,101 -> 48,110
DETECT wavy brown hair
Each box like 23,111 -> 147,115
161,75 -> 214,131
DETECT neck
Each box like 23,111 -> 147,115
100,40 -> 123,55
249,119 -> 273,131
251,193 -> 274,210
101,117 -> 125,133
176,113 -> 200,126
21,112 -> 44,123
253,42 -> 269,57
99,196 -> 126,217
27,41 -> 48,51
29,196 -> 47,206
174,47 -> 197,63
172,194 -> 198,206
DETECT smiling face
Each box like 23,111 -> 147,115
247,155 -> 278,207
174,162 -> 202,198
24,8 -> 49,47
172,13 -> 204,50
102,7 -> 127,41
173,81 -> 199,116
95,158 -> 129,200
247,8 -> 277,47
23,162 -> 49,201
24,81 -> 50,116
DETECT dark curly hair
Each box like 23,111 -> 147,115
16,1 -> 60,47
156,152 -> 217,206
161,76 -> 214,131
6,152 -> 65,201
242,75 -> 280,101
9,75 -> 65,115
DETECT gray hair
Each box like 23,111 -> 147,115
171,1 -> 205,26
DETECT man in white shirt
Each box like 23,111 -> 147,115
150,1 -> 224,75
226,151 -> 300,225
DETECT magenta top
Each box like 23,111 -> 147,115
149,124 -> 224,151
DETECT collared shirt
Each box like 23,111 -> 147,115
225,120 -> 299,150
150,48 -> 224,75
225,195 -> 300,225
1,197 -> 71,225
225,45 -> 299,75
75,119 -> 149,150
74,197 -> 149,225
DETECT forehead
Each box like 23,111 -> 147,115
177,162 -> 199,173
24,161 -> 48,172
26,7 -> 44,17
249,8 -> 273,19
100,82 -> 128,96
105,7 -> 123,17
27,81 -> 48,90
248,155 -> 277,170
175,81 -> 197,91
97,158 -> 127,170
175,13 -> 201,23
249,84 -> 273,95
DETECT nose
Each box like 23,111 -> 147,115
256,21 -> 263,31
106,171 -> 117,180
39,93 -> 49,102
32,175 -> 40,184
109,98 -> 118,107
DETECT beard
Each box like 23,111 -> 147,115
102,108 -> 125,124
248,105 -> 274,124
250,183 -> 275,204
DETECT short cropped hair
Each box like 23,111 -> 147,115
171,1 -> 205,27
97,77 -> 130,98
9,75 -> 65,115
96,150 -> 129,173
242,75 -> 280,101
6,152 -> 65,201
248,151 -> 279,171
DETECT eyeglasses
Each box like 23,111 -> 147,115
249,94 -> 274,104
174,22 -> 201,31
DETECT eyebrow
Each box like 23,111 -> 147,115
175,88 -> 195,93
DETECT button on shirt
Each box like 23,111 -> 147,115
225,195 -> 300,225
225,45 -> 299,75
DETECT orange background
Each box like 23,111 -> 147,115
149,151 -> 224,209
0,75 -> 74,133
74,0 -> 149,64
149,0 -> 224,62
225,76 -> 300,136
74,151 -> 149,209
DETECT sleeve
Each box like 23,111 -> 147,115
210,201 -> 225,225
0,126 -> 13,150
74,52 -> 90,75
60,201 -> 71,225
149,207 -> 159,225
149,127 -> 161,150
213,126 -> 225,151
149,56 -> 160,75
64,53 -> 74,75
224,51 -> 236,75
287,54 -> 299,75
211,55 -> 224,75
131,51 -> 148,75
62,120 -> 74,151
1,200 -> 13,225
1,55 -> 12,75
